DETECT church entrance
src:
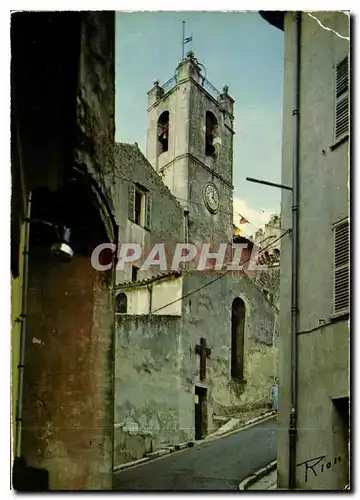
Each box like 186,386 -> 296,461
195,386 -> 208,440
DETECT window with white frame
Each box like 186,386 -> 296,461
128,183 -> 152,229
333,218 -> 349,316
334,56 -> 349,143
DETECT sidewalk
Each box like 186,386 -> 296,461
114,410 -> 276,473
247,469 -> 277,490
238,461 -> 277,491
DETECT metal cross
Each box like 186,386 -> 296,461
195,337 -> 211,381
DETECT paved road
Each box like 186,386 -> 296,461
113,417 -> 277,491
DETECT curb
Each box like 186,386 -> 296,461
113,442 -> 194,472
145,448 -> 171,459
205,410 -> 276,441
113,411 -> 276,474
238,460 -> 277,490
113,457 -> 151,472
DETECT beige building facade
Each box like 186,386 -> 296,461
261,11 -> 350,490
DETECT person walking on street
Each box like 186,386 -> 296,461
271,378 -> 279,412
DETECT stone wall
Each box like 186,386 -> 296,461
114,314 -> 192,466
23,250 -> 114,490
75,12 -> 116,238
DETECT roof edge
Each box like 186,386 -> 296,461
259,11 -> 285,31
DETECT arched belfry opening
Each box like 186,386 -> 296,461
157,111 -> 169,154
205,111 -> 218,158
231,297 -> 246,380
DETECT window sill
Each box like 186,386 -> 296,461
330,310 -> 350,323
128,218 -> 151,231
330,134 -> 349,151
231,377 -> 247,384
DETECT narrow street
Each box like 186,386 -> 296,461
113,417 -> 277,491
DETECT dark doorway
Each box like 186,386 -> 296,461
231,297 -> 246,380
333,396 -> 350,447
195,386 -> 208,440
332,396 -> 350,486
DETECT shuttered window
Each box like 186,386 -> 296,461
128,184 -> 135,221
144,194 -> 152,230
333,219 -> 350,316
334,57 -> 349,142
128,182 -> 151,230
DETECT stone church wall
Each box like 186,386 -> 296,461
181,271 -> 278,417
114,314 -> 193,466
114,268 -> 279,467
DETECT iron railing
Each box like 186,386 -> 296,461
162,75 -> 177,94
200,76 -> 221,99
161,74 -> 221,100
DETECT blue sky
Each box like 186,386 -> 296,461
115,11 -> 284,234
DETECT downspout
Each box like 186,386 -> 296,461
14,190 -> 32,458
289,11 -> 301,490
184,207 -> 190,270
111,221 -> 119,486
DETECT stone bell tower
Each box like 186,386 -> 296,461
146,51 -> 235,245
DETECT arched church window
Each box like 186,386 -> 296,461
205,111 -> 218,158
231,297 -> 246,380
116,292 -> 127,314
157,111 -> 169,154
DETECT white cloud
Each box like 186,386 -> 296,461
233,197 -> 276,237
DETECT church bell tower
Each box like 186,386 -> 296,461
146,51 -> 235,245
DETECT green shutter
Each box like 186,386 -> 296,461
145,194 -> 152,230
334,57 -> 349,142
128,184 -> 135,221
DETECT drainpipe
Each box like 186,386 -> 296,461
15,190 -> 32,458
184,207 -> 190,270
289,11 -> 301,490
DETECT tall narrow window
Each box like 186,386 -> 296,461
158,111 -> 169,154
132,265 -> 139,282
205,111 -> 218,158
334,56 -> 349,143
116,293 -> 127,314
231,297 -> 245,380
333,218 -> 349,316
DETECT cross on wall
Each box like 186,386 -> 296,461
195,337 -> 211,381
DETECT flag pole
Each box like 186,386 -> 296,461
182,20 -> 185,60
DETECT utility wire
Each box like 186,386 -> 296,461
149,229 -> 290,314
113,171 -> 281,235
113,172 -> 233,217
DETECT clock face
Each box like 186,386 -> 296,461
203,183 -> 219,213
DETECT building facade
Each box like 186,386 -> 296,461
261,11 -> 350,490
11,12 -> 116,490
112,52 -> 280,466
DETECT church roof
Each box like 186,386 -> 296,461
115,270 -> 182,289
